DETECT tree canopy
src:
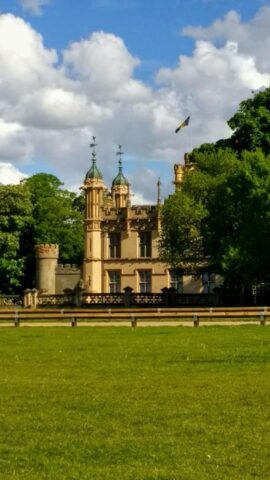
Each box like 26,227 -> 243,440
0,183 -> 32,293
190,86 -> 270,158
23,173 -> 84,264
161,87 -> 270,289
0,173 -> 84,293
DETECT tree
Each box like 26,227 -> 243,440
21,173 -> 84,288
188,87 -> 270,158
159,189 -> 207,272
227,87 -> 270,154
161,148 -> 270,289
0,184 -> 32,293
161,87 -> 270,289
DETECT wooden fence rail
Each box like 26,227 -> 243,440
0,306 -> 269,327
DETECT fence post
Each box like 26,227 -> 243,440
193,313 -> 199,327
74,282 -> 85,307
260,313 -> 266,326
71,317 -> 77,327
14,310 -> 20,327
131,314 -> 137,328
161,287 -> 169,307
168,287 -> 177,307
124,287 -> 133,308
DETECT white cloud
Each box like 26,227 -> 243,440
63,32 -> 142,99
182,6 -> 270,73
0,120 -> 33,161
0,14 -> 58,103
0,162 -> 27,185
19,0 -> 50,16
0,8 -> 270,199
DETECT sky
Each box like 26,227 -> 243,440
0,0 -> 270,203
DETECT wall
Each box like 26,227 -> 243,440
55,265 -> 81,294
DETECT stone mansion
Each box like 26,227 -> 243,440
35,144 -> 215,295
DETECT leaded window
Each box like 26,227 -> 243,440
108,271 -> 121,293
109,232 -> 121,258
139,270 -> 151,293
139,232 -> 151,257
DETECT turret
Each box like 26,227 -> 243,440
174,153 -> 195,191
174,164 -> 185,191
35,244 -> 59,294
82,137 -> 104,292
111,145 -> 130,208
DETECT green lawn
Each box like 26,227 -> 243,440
0,327 -> 270,480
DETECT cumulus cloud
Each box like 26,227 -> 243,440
0,14 -> 57,103
182,6 -> 270,73
63,32 -> 143,100
156,39 -> 270,147
19,0 -> 50,16
0,7 -> 270,201
0,162 -> 27,185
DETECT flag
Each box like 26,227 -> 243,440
175,116 -> 190,133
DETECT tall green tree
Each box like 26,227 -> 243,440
161,149 -> 270,288
23,174 -> 84,262
21,173 -> 84,288
0,184 -> 32,293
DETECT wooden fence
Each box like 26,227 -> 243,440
0,306 -> 269,327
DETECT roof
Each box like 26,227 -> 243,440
112,159 -> 128,187
85,153 -> 103,180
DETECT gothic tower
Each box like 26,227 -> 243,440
82,137 -> 104,293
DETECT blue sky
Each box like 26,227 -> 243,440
0,0 -> 270,201
1,0 -> 266,80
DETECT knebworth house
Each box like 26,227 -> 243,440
35,140 -> 216,296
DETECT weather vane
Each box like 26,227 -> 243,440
90,136 -> 97,161
116,144 -> 124,167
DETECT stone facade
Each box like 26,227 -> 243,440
35,148 -> 215,295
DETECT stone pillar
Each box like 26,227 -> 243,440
23,289 -> 32,308
31,289 -> 39,308
124,286 -> 133,308
35,244 -> 59,294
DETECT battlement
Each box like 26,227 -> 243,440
57,264 -> 80,272
131,205 -> 157,215
35,244 -> 59,259
103,204 -> 157,220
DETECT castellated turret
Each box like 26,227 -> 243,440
82,137 -> 104,292
35,244 -> 59,294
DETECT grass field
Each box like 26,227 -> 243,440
0,326 -> 270,480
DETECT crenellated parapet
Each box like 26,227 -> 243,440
35,244 -> 59,259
